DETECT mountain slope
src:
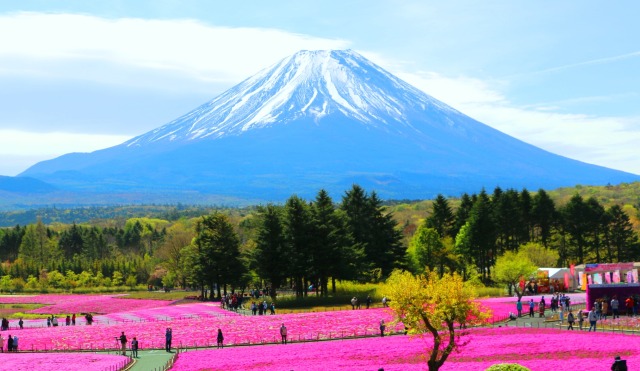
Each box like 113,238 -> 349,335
20,50 -> 640,201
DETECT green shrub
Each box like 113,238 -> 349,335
475,286 -> 507,298
485,363 -> 531,371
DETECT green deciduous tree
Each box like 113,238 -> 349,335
494,250 -> 537,300
518,242 -> 559,267
408,224 -> 456,277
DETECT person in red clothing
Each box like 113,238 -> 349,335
625,296 -> 634,316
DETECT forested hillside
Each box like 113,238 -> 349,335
0,182 -> 638,294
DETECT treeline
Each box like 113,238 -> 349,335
169,186 -> 404,299
0,204 -> 237,227
0,184 -> 639,294
411,188 -> 639,282
0,218 -> 168,291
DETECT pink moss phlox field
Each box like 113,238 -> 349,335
14,306 -> 402,351
0,294 -> 172,315
100,302 -> 238,323
171,326 -> 640,371
0,352 -> 129,371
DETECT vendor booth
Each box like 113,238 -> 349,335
574,263 -> 640,310
522,268 -> 572,294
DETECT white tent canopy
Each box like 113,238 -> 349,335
539,267 -> 569,279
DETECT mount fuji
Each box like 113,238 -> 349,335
18,50 -> 640,202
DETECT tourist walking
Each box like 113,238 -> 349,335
611,296 -> 620,319
0,334 -> 4,352
380,319 -> 386,337
18,318 -> 23,329
216,328 -> 224,349
280,323 -> 287,344
131,337 -> 139,358
588,307 -> 598,332
516,300 -> 523,317
625,296 -> 634,316
165,327 -> 172,352
595,301 -> 603,320
7,335 -> 12,352
529,299 -> 535,317
567,310 -> 575,330
578,309 -> 584,330
119,331 -> 127,355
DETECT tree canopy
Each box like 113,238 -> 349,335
384,270 -> 490,371
493,250 -> 537,300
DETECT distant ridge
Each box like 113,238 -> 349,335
0,175 -> 57,193
17,49 -> 640,203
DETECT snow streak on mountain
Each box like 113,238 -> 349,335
125,50 -> 457,146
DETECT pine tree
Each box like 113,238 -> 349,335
605,205 -> 639,262
426,194 -> 454,239
254,204 -> 288,297
282,195 -> 313,297
193,213 -> 244,299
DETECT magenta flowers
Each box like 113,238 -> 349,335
0,352 -> 129,371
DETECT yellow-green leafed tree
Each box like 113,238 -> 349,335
493,251 -> 537,300
384,270 -> 490,371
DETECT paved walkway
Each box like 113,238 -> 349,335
502,302 -> 587,330
126,349 -> 175,371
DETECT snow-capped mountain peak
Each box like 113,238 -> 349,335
125,49 -> 453,147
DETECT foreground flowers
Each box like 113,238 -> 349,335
0,353 -> 129,371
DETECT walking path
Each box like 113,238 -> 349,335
119,349 -> 174,371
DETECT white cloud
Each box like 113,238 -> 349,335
396,71 -> 640,175
0,12 -> 351,84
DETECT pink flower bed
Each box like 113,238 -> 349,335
0,352 -> 129,371
12,307 -> 402,351
171,326 -> 640,371
0,294 -> 172,315
99,302 -> 238,323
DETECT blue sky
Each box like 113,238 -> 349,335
0,1 -> 638,176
